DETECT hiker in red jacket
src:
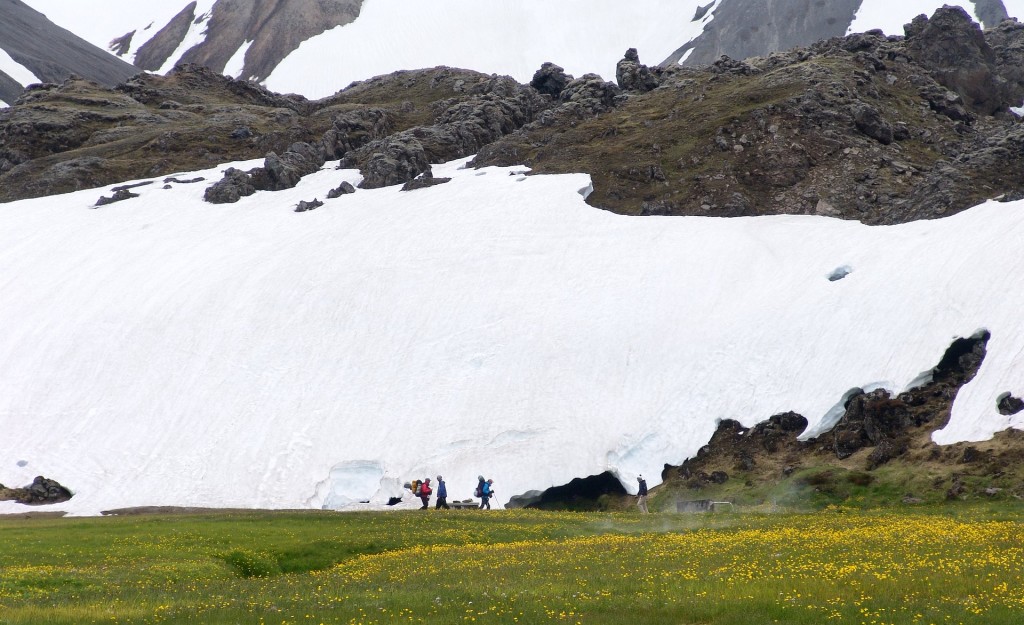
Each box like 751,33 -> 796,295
419,478 -> 432,509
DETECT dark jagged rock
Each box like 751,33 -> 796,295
205,107 -> 395,202
998,393 -> 1024,415
709,55 -> 760,75
354,135 -> 431,189
530,62 -> 573,99
203,167 -> 257,203
0,476 -> 73,505
904,6 -> 1012,115
559,73 -> 622,112
615,48 -> 661,92
326,180 -> 356,198
401,167 -> 452,191
320,108 -> 394,159
294,198 -> 323,212
342,75 -> 548,188
94,188 -> 141,207
659,333 -> 1007,504
852,104 -> 895,144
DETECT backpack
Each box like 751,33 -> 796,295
411,479 -> 421,495
474,483 -> 483,497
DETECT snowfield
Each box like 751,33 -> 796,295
1,158 -> 1023,515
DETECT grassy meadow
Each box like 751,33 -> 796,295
1,504 -> 1022,624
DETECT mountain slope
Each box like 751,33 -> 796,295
0,0 -> 136,106
1,155 -> 1023,516
13,1 -> 1024,103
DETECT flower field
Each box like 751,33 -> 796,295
0,506 -> 1021,624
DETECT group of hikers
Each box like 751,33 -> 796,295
408,475 -> 494,509
405,474 -> 649,512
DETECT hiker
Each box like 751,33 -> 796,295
419,478 -> 432,509
435,475 -> 449,509
637,475 -> 649,513
479,478 -> 494,509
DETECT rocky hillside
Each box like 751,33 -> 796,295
529,329 -> 1024,511
4,7 -> 1024,227
474,7 -> 1024,224
0,0 -> 136,105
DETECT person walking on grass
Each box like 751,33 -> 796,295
435,475 -> 449,509
419,478 -> 432,509
637,475 -> 649,513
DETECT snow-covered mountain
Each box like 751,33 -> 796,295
12,0 -> 1024,102
3,2 -> 1024,516
1,156 -> 1022,515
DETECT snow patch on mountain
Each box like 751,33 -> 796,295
849,0 -> 984,35
1,156 -> 1023,516
0,47 -> 40,88
23,1 -> 192,53
261,0 -> 712,98
150,3 -> 216,75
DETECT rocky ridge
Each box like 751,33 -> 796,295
475,7 -> 1024,224
4,7 -> 1024,227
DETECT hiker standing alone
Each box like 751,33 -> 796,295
477,476 -> 493,509
435,475 -> 449,509
637,475 -> 649,513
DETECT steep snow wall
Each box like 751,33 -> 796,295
1,158 -> 1023,515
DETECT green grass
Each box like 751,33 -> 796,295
1,504 -> 1023,624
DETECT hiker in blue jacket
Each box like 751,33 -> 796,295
479,478 -> 493,509
435,475 -> 449,509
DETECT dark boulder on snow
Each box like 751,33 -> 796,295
326,180 -> 356,198
354,135 -> 432,189
294,198 -> 323,212
93,187 -> 141,207
204,167 -> 257,203
401,167 -> 452,191
0,476 -> 73,505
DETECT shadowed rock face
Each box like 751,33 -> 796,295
664,0 -> 862,68
0,0 -> 137,104
664,0 -> 1014,70
133,2 -> 200,72
124,0 -> 363,83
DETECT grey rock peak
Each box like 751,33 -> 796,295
663,0 -> 1013,68
0,0 -> 137,104
114,0 -> 364,83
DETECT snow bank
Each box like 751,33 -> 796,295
1,158 -> 1023,515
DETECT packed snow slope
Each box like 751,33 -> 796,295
22,0 -> 1023,101
1,157 -> 1023,515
